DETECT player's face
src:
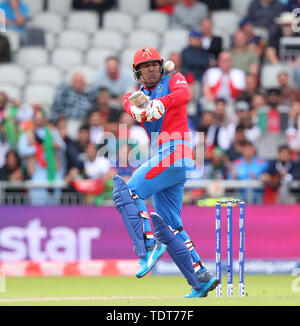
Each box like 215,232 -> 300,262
138,61 -> 162,87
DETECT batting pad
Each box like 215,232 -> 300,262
151,212 -> 202,291
113,175 -> 146,259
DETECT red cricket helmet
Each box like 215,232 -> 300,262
132,47 -> 164,83
133,47 -> 163,69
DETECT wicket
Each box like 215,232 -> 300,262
215,199 -> 245,297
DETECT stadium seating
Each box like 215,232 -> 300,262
51,48 -> 83,70
28,11 -> 64,34
211,11 -> 240,36
29,65 -> 63,87
128,30 -> 160,49
213,28 -> 231,50
17,47 -> 49,70
231,0 -> 252,17
5,30 -> 21,53
86,48 -> 116,68
44,31 -> 57,50
102,11 -> 134,34
260,64 -> 294,89
120,48 -> 137,67
47,0 -> 72,16
160,46 -> 181,61
92,30 -> 124,51
23,83 -> 56,115
57,30 -> 90,51
118,0 -> 150,16
0,83 -> 22,98
66,65 -> 96,84
23,0 -> 44,17
137,11 -> 170,34
66,11 -> 99,34
0,64 -> 27,87
162,29 -> 189,52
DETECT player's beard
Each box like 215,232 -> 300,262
138,69 -> 162,88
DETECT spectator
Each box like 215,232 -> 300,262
200,17 -> 223,59
17,108 -> 66,205
225,125 -> 247,161
0,131 -> 9,168
87,109 -> 105,147
198,0 -> 231,12
262,145 -> 300,203
56,117 -> 80,174
171,0 -> 209,30
285,99 -> 300,158
92,56 -> 136,107
0,149 -> 28,203
257,88 -> 289,133
205,98 -> 235,151
235,101 -> 262,146
0,149 -> 25,181
150,0 -> 179,15
250,91 -> 267,119
0,0 -> 29,34
229,140 -> 268,202
168,51 -> 182,72
237,73 -> 261,104
202,51 -> 246,104
247,0 -> 284,35
51,72 -> 97,121
202,146 -> 228,179
83,142 -> 116,204
118,112 -> 150,163
235,101 -> 251,126
0,92 -> 10,167
229,29 -> 260,75
238,17 -> 267,59
0,93 -> 20,148
93,88 -> 122,131
266,11 -> 299,64
83,142 -> 113,179
0,91 -> 8,122
230,141 -> 268,180
256,88 -> 289,159
72,0 -> 116,26
277,70 -> 297,106
64,124 -> 91,185
181,30 -> 214,82
285,0 -> 300,12
0,32 -> 11,63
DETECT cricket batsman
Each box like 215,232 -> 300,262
113,46 -> 219,298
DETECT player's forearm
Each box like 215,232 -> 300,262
122,93 -> 134,116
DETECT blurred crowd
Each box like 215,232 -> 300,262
1,0 -> 300,205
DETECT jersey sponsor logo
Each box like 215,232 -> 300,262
176,79 -> 187,84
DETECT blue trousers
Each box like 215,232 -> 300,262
127,140 -> 203,270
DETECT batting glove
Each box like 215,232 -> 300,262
146,100 -> 165,122
130,105 -> 148,123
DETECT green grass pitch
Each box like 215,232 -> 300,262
0,275 -> 299,306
